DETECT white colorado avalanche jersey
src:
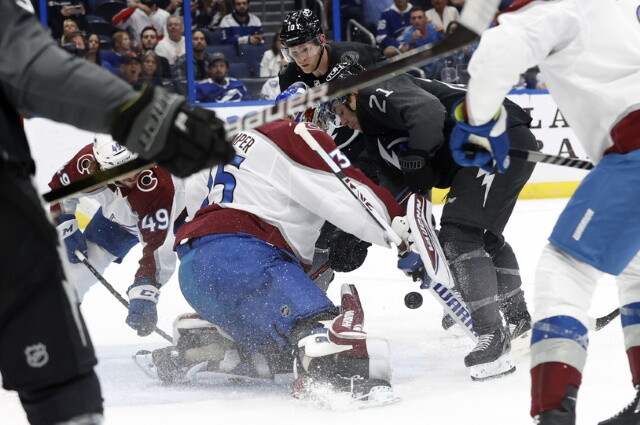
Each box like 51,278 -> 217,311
179,120 -> 404,264
466,0 -> 640,162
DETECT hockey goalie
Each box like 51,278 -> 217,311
135,284 -> 399,409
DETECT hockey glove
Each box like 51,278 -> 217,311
397,149 -> 437,195
450,99 -> 511,173
397,252 -> 425,282
111,85 -> 235,178
328,230 -> 372,273
56,214 -> 88,264
126,280 -> 160,337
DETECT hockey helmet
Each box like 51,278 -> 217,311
321,62 -> 366,116
280,9 -> 323,49
92,134 -> 138,170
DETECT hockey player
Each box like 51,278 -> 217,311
448,0 -> 640,423
325,62 -> 537,380
0,2 -> 232,424
49,135 -> 185,337
154,118 -> 410,404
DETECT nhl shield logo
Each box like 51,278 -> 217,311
24,343 -> 49,368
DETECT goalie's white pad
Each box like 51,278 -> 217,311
406,194 -> 454,288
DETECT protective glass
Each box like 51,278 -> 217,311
281,37 -> 323,62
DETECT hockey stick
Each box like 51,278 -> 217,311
509,148 -> 593,170
43,158 -> 155,204
74,250 -> 173,343
295,122 -> 478,342
593,308 -> 620,331
42,0 -> 500,205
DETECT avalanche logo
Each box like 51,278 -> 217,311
77,154 -> 94,175
24,343 -> 49,368
137,170 -> 158,192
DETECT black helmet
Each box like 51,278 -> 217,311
325,61 -> 365,83
280,9 -> 323,48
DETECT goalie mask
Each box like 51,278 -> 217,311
93,134 -> 138,170
276,82 -> 330,127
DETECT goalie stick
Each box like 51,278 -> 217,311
294,123 -> 479,342
75,250 -> 172,342
42,0 -> 500,204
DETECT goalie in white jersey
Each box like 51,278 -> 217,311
146,118 -> 410,405
448,0 -> 640,424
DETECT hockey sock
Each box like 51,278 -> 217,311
530,361 -> 581,417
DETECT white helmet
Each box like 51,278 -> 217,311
92,134 -> 138,170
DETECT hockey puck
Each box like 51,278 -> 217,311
404,292 -> 423,309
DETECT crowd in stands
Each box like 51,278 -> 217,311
42,0 -> 545,104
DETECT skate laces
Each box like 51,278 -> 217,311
471,333 -> 495,352
610,386 -> 640,418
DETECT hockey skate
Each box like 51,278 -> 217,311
465,327 -> 515,381
133,314 -> 276,384
507,313 -> 532,360
533,386 -> 577,425
292,284 -> 401,410
598,385 -> 640,425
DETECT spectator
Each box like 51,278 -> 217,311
120,52 -> 143,89
60,31 -> 87,57
140,50 -> 165,86
424,20 -> 476,82
399,7 -> 444,53
60,18 -> 81,44
102,31 -> 134,70
112,0 -> 170,45
362,0 -> 392,34
48,2 -> 87,40
376,0 -> 414,57
259,28 -> 286,77
137,26 -> 172,79
219,0 -> 264,45
425,0 -> 459,31
172,0 -> 227,30
173,28 -> 214,82
195,52 -> 251,102
260,76 -> 280,100
156,15 -> 186,65
83,33 -> 113,72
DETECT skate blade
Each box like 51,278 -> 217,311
469,352 -> 516,382
132,350 -> 159,379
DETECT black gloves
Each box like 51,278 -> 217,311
111,85 -> 235,178
397,149 -> 437,195
328,230 -> 372,272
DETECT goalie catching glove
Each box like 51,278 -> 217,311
111,85 -> 235,178
126,280 -> 160,336
450,99 -> 511,173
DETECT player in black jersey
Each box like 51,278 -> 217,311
325,63 -> 538,381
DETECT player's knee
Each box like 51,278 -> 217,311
438,223 -> 485,259
19,370 -> 103,425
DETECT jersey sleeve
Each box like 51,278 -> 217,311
48,144 -> 99,220
126,168 -> 178,286
466,1 -> 581,124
